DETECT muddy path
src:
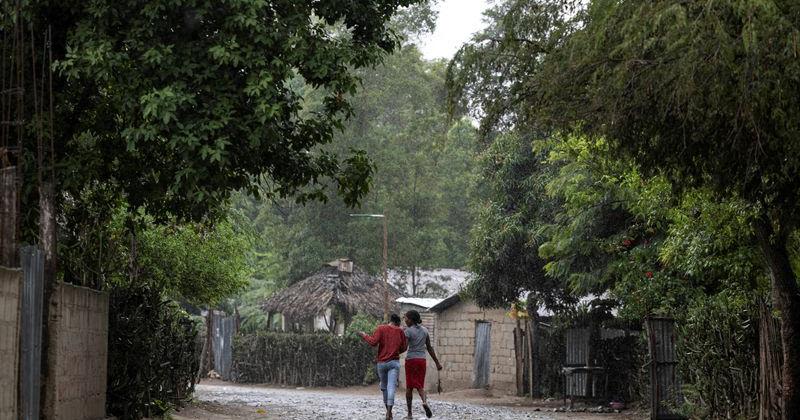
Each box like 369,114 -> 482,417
170,381 -> 645,420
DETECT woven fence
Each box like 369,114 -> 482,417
232,332 -> 377,387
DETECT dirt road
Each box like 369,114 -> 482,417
171,382 -> 644,420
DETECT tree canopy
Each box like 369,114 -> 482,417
449,0 -> 800,415
6,0 -> 424,237
234,44 -> 481,295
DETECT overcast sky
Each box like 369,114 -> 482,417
418,0 -> 491,60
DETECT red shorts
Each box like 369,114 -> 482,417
405,358 -> 426,389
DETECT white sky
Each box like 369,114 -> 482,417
419,0 -> 491,60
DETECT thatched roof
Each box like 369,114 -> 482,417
262,260 -> 405,320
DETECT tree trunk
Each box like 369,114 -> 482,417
526,298 -> 540,398
755,219 -> 800,420
411,265 -> 417,297
514,318 -> 524,396
0,166 -> 17,267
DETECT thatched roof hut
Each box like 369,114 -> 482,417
262,259 -> 404,333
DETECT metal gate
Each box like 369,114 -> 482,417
473,321 -> 491,388
646,317 -> 683,420
211,312 -> 236,381
19,246 -> 44,420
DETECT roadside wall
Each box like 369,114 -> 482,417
0,267 -> 20,419
435,300 -> 517,395
44,282 -> 108,420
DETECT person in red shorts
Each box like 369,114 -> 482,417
402,310 -> 442,419
359,313 -> 408,420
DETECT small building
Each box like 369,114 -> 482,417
262,259 -> 404,334
428,294 -> 521,395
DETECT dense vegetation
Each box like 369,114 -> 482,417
5,0 -> 797,417
449,0 -> 798,417
107,282 -> 200,419
232,40 -> 483,328
3,0 -> 428,418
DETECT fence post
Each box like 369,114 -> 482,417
19,247 -> 44,420
514,318 -> 524,396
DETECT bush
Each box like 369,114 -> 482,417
233,332 -> 377,387
676,291 -> 759,419
537,316 -> 646,402
107,282 -> 199,419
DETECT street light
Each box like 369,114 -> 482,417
349,212 -> 389,322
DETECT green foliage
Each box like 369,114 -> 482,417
232,332 -> 377,386
47,0 -> 425,221
232,45 -> 481,296
137,220 -> 250,305
676,291 -> 759,419
107,282 -> 199,420
446,0 -> 794,412
466,132 -> 562,308
539,0 -> 800,221
346,312 -> 381,338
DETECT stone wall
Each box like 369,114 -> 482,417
435,300 -> 517,395
0,267 -> 20,420
44,282 -> 108,420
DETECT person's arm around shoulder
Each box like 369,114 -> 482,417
425,333 -> 442,370
359,325 -> 382,347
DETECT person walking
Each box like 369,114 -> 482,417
402,310 -> 442,419
359,314 -> 408,420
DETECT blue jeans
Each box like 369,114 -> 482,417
377,360 -> 400,407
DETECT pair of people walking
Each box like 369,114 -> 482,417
358,310 -> 443,419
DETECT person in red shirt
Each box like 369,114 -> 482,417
359,314 -> 407,420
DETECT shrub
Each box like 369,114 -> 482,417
107,282 -> 199,419
676,291 -> 759,419
233,332 -> 377,387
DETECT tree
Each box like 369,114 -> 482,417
450,0 -> 800,413
468,134 -> 566,307
529,1 -> 800,414
3,0 -> 426,242
234,44 -> 481,293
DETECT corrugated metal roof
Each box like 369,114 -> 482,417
395,297 -> 444,309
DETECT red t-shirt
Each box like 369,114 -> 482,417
361,324 -> 407,362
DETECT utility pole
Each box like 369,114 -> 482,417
350,212 -> 389,322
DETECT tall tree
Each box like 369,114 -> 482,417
236,44 -> 480,292
533,2 -> 800,414
3,0 -> 423,239
450,0 -> 800,414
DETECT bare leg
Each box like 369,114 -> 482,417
386,404 -> 393,420
406,388 -> 413,418
417,388 -> 428,405
418,389 -> 432,418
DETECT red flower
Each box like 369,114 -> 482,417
645,271 -> 653,278
622,239 -> 632,247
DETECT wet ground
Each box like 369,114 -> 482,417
171,382 -> 645,420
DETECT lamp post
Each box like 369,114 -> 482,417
349,212 -> 389,322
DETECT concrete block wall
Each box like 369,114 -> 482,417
435,301 -> 517,395
44,282 -> 108,420
0,268 -> 20,420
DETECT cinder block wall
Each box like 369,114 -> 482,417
0,268 -> 21,420
44,282 -> 108,420
435,301 -> 517,395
